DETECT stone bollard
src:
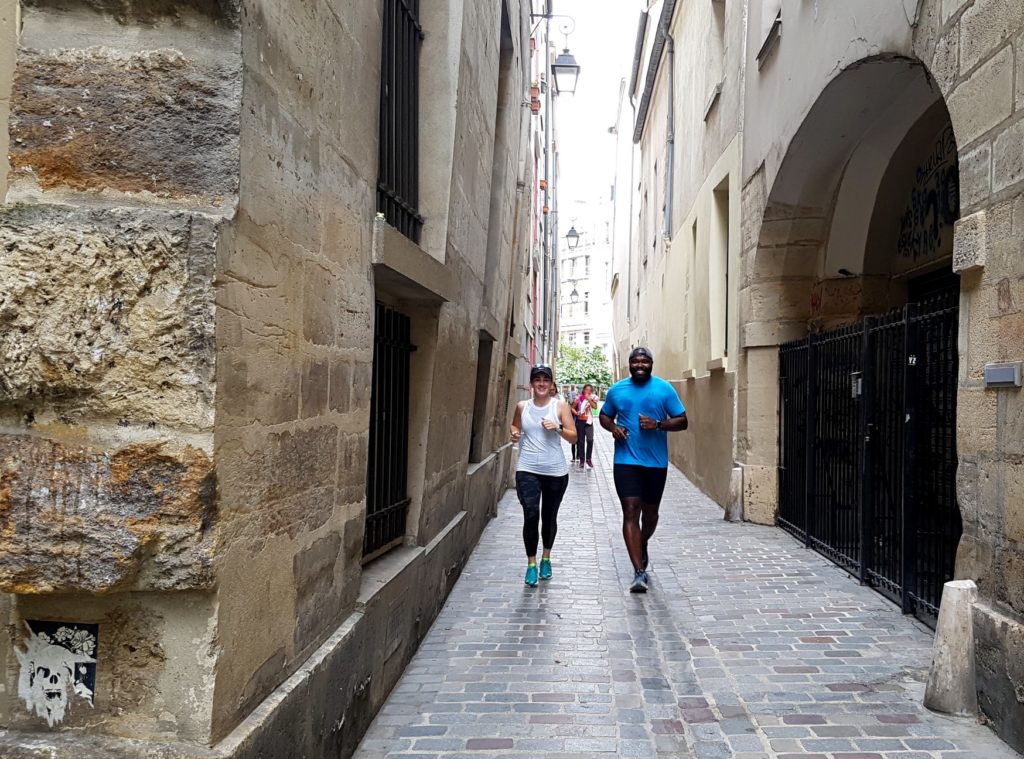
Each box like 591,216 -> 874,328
724,465 -> 744,522
924,579 -> 979,716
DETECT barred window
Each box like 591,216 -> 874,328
377,0 -> 424,242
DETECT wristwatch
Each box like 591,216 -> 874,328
656,420 -> 663,430
558,424 -> 564,432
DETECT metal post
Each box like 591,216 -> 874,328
804,334 -> 818,549
900,302 -> 918,614
857,318 -> 875,586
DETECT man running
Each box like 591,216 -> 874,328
599,347 -> 688,593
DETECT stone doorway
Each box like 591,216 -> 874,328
738,55 -> 961,531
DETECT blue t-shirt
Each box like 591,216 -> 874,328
601,376 -> 686,468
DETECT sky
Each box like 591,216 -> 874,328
550,0 -> 644,213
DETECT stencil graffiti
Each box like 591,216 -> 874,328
897,126 -> 959,261
16,620 -> 97,727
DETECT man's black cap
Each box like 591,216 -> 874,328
530,363 -> 554,380
629,346 -> 654,361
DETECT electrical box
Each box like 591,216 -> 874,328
983,362 -> 1022,388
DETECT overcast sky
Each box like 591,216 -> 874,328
551,0 -> 643,213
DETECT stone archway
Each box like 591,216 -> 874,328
737,54 -> 959,524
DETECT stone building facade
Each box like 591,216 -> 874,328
610,0 -> 744,509
0,0 -> 536,755
612,0 -> 1024,749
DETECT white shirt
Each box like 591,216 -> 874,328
516,398 -> 569,476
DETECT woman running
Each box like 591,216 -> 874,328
573,384 -> 597,469
510,364 -> 577,586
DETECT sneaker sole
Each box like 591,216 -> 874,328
629,583 -> 648,593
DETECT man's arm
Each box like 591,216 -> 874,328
599,410 -> 629,441
660,412 -> 687,431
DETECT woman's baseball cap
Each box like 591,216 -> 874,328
530,363 -> 554,380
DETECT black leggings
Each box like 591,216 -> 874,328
575,420 -> 594,462
515,471 -> 569,556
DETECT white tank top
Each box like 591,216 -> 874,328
516,398 -> 569,476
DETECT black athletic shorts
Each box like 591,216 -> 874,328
613,464 -> 668,504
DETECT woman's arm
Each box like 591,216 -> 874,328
558,401 -> 578,444
509,401 -> 524,443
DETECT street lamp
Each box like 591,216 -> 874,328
566,225 -> 580,250
552,48 -> 581,95
570,285 -> 579,304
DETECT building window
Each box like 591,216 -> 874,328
585,256 -> 590,276
583,331 -> 590,346
365,303 -> 414,559
469,334 -> 494,463
584,292 -> 589,315
377,0 -> 424,242
711,177 -> 730,360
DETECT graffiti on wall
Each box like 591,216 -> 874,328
896,125 -> 959,261
16,620 -> 97,727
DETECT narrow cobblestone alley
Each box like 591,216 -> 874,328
354,435 -> 1021,759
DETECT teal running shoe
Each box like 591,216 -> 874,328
629,570 -> 649,593
539,558 -> 552,581
524,564 -> 539,587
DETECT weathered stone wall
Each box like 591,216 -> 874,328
211,0 -> 530,747
0,0 -> 536,751
0,0 -> 17,200
735,0 -> 1024,748
0,0 -> 238,742
933,4 -> 1024,746
615,0 -> 744,509
207,0 -> 376,737
670,375 -> 734,507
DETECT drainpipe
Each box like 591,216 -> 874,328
541,14 -> 553,362
664,32 -> 675,240
627,93 -> 637,326
625,10 -> 648,333
550,91 -> 560,361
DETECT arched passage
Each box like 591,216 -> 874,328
741,55 -> 962,625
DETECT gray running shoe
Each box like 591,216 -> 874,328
629,570 -> 649,593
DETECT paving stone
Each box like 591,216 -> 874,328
353,436 -> 1024,759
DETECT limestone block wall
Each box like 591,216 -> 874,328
0,0 -> 238,742
208,0 -> 377,737
613,0 -> 743,509
0,0 -> 16,199
208,0 -> 530,746
0,0 -> 531,750
928,2 -> 1024,746
735,0 -> 1024,748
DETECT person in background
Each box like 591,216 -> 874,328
567,386 -> 580,462
573,384 -> 597,469
510,365 -> 577,587
599,347 -> 688,593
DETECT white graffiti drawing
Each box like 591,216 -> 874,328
15,622 -> 96,727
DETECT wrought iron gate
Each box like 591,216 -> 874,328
778,288 -> 961,628
364,303 -> 415,560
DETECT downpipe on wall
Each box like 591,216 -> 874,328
663,33 -> 674,241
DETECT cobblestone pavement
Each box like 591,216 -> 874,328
354,434 -> 1021,759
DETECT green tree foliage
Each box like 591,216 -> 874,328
556,342 -> 612,389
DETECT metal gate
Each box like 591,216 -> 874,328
364,303 -> 415,560
778,287 -> 961,628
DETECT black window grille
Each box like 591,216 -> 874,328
364,303 -> 415,559
377,0 -> 424,243
777,281 -> 961,628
